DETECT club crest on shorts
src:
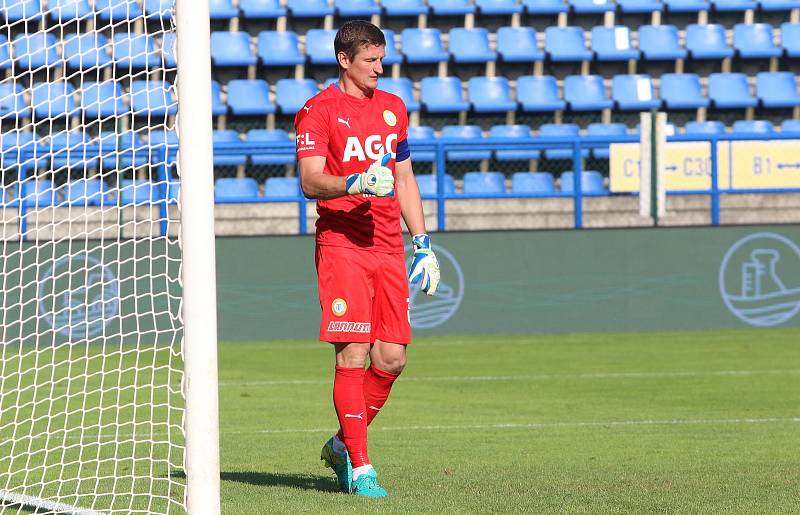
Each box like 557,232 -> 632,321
383,110 -> 397,127
331,298 -> 348,317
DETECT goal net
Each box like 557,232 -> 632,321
0,1 -> 217,513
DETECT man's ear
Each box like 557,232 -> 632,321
337,51 -> 350,69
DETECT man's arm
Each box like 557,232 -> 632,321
298,156 -> 348,200
395,158 -> 426,235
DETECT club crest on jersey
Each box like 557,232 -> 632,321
383,110 -> 397,127
332,298 -> 347,317
343,134 -> 398,162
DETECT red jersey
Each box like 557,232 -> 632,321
295,84 -> 409,254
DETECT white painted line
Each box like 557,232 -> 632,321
0,490 -> 105,515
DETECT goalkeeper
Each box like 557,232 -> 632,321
295,20 -> 441,498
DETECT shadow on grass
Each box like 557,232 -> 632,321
220,471 -> 338,493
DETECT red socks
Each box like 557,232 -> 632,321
363,365 -> 400,426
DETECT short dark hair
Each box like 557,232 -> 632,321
334,20 -> 386,63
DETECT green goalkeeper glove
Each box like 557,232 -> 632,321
408,234 -> 440,296
345,153 -> 395,197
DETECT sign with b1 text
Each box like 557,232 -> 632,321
728,140 -> 800,189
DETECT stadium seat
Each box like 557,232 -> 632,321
591,26 -> 639,61
98,130 -> 147,168
511,172 -> 555,194
148,130 -> 179,161
407,126 -> 437,162
51,131 -> 92,170
463,172 -> 506,195
49,0 -> 92,22
213,130 -> 246,166
685,24 -> 733,60
287,0 -> 334,16
112,33 -> 159,69
240,0 -> 286,17
684,120 -> 726,134
323,77 -> 339,89
305,30 -> 337,65
382,0 -> 429,16
618,0 -> 664,11
496,27 -> 544,63
663,0 -> 709,10
143,0 -> 173,19
119,179 -> 156,205
518,76 -> 565,113
781,23 -> 800,58
211,32 -> 257,67
756,72 -> 800,108
130,80 -> 177,116
760,0 -> 800,9
1,0 -> 43,21
247,129 -> 295,165
381,29 -> 403,66
708,73 -> 758,109
211,80 -> 227,116
377,78 -> 420,112
612,74 -> 660,111
65,179 -> 109,206
63,33 -> 111,70
227,80 -> 276,115
468,77 -> 516,113
335,0 -> 381,16
160,32 -> 176,68
275,78 -> 317,115
540,123 -> 587,159
587,123 -> 628,159
781,119 -> 800,133
570,0 -> 615,12
441,125 -> 491,161
428,0 -> 475,15
401,29 -> 449,64
490,124 -> 539,161
732,120 -> 774,134
264,177 -> 300,199
560,171 -> 606,194
545,26 -> 592,62
660,73 -> 709,109
1,131 -> 40,172
420,77 -> 470,113
0,35 -> 10,71
0,83 -> 30,120
564,75 -> 613,111
522,0 -> 569,13
415,174 -> 456,196
215,178 -> 260,202
733,24 -> 781,59
638,25 -> 686,60
476,0 -> 523,14
712,0 -> 757,10
21,179 -> 56,207
32,81 -> 77,119
95,0 -> 143,21
257,31 -> 303,66
13,33 -> 60,69
208,0 -> 239,18
81,81 -> 125,118
449,28 -> 496,63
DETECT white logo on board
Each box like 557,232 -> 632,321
405,244 -> 464,329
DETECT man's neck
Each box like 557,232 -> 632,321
338,77 -> 373,99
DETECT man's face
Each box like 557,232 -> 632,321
340,44 -> 385,91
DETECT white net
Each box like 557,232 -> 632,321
0,1 -> 184,513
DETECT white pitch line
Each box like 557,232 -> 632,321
219,369 -> 800,387
0,490 -> 104,515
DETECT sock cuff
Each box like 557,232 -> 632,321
368,364 -> 400,380
335,365 -> 366,378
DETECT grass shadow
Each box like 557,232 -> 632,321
220,471 -> 339,493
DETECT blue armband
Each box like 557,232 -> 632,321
396,139 -> 411,162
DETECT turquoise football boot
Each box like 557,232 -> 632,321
320,437 -> 352,493
351,468 -> 388,498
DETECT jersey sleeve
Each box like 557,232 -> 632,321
295,101 -> 329,160
395,97 -> 410,162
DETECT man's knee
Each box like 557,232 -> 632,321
376,356 -> 406,375
334,342 -> 369,368
370,342 -> 407,375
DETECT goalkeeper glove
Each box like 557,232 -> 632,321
408,234 -> 440,296
345,153 -> 395,197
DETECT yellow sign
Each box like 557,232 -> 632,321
729,140 -> 800,189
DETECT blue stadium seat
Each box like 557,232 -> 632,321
760,0 -> 800,9
240,0 -> 286,18
618,0 -> 663,12
0,83 -> 30,120
161,32 -> 176,67
247,129 -> 294,165
21,179 -> 56,207
257,31 -> 304,66
570,0 -> 615,12
449,28 -> 496,63
407,126 -> 436,162
51,131 -> 92,170
512,172 -> 555,194
49,0 -> 92,21
756,72 -> 800,108
148,130 -> 179,161
587,123 -> 627,158
14,33 -> 60,69
98,130 -> 147,168
663,0 -> 709,10
781,23 -> 800,58
660,73 -> 709,109
476,0 -> 523,14
638,25 -> 686,60
95,0 -> 143,21
65,179 -> 110,206
264,177 -> 300,199
275,78 -> 317,115
208,0 -> 239,18
684,121 -> 726,134
287,0 -> 334,16
428,0 -> 475,14
382,0 -> 429,16
496,27 -> 544,63
490,124 -> 539,161
32,81 -> 77,119
119,179 -> 156,205
0,35 -> 10,70
441,125 -> 491,161
560,171 -> 606,194
685,24 -> 733,59
336,0 -> 381,15
401,28 -> 449,63
81,81 -> 125,118
377,78 -> 420,112
591,26 -> 639,61
227,80 -> 276,115
733,23 -> 781,59
381,29 -> 403,65
143,0 -> 173,19
2,0 -> 43,21
468,77 -> 516,113
305,29 -> 337,65
211,80 -> 227,116
612,75 -> 660,111
112,33 -> 159,69
708,73 -> 757,108
545,26 -> 592,62
522,0 -> 569,13
420,77 -> 470,113
63,33 -> 111,70
130,80 -> 177,116
732,120 -> 774,134
415,174 -> 456,196
781,119 -> 800,133
323,77 -> 339,89
211,32 -> 257,67
540,123 -> 587,159
213,130 -> 246,166
215,178 -> 260,202
564,75 -> 613,111
1,131 -> 40,172
463,171 -> 506,195
712,0 -> 757,10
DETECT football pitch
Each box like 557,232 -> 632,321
218,328 -> 800,514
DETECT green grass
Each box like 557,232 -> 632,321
218,328 -> 800,514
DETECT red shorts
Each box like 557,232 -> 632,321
315,244 -> 411,344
